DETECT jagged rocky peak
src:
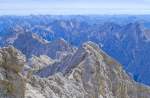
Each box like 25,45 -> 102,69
31,41 -> 150,98
63,41 -> 150,98
62,41 -> 108,74
0,42 -> 150,98
0,46 -> 26,98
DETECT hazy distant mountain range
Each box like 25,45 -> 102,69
0,15 -> 150,86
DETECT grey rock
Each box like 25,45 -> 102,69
27,42 -> 150,98
0,46 -> 26,98
0,42 -> 150,98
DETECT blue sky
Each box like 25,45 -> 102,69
0,0 -> 150,15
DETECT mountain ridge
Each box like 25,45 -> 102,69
27,41 -> 150,98
0,15 -> 150,85
1,42 -> 150,98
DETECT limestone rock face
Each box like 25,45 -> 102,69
1,43 -> 150,98
0,46 -> 26,98
29,41 -> 150,98
64,41 -> 150,98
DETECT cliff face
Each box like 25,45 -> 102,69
0,43 -> 150,98
0,46 -> 26,98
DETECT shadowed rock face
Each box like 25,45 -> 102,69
0,46 -> 26,98
29,42 -> 150,98
12,32 -> 74,59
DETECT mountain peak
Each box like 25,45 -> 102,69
82,41 -> 100,51
0,42 -> 150,98
65,42 -> 150,98
30,41 -> 150,98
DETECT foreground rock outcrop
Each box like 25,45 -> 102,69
0,46 -> 26,98
1,42 -> 150,98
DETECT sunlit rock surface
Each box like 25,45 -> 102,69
27,42 -> 150,98
0,46 -> 26,98
28,55 -> 55,70
0,43 -> 150,98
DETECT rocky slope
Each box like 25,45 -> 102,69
64,41 -> 150,98
28,42 -> 150,98
0,43 -> 150,98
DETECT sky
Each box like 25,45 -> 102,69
0,0 -> 150,15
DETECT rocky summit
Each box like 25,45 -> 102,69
1,42 -> 150,98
